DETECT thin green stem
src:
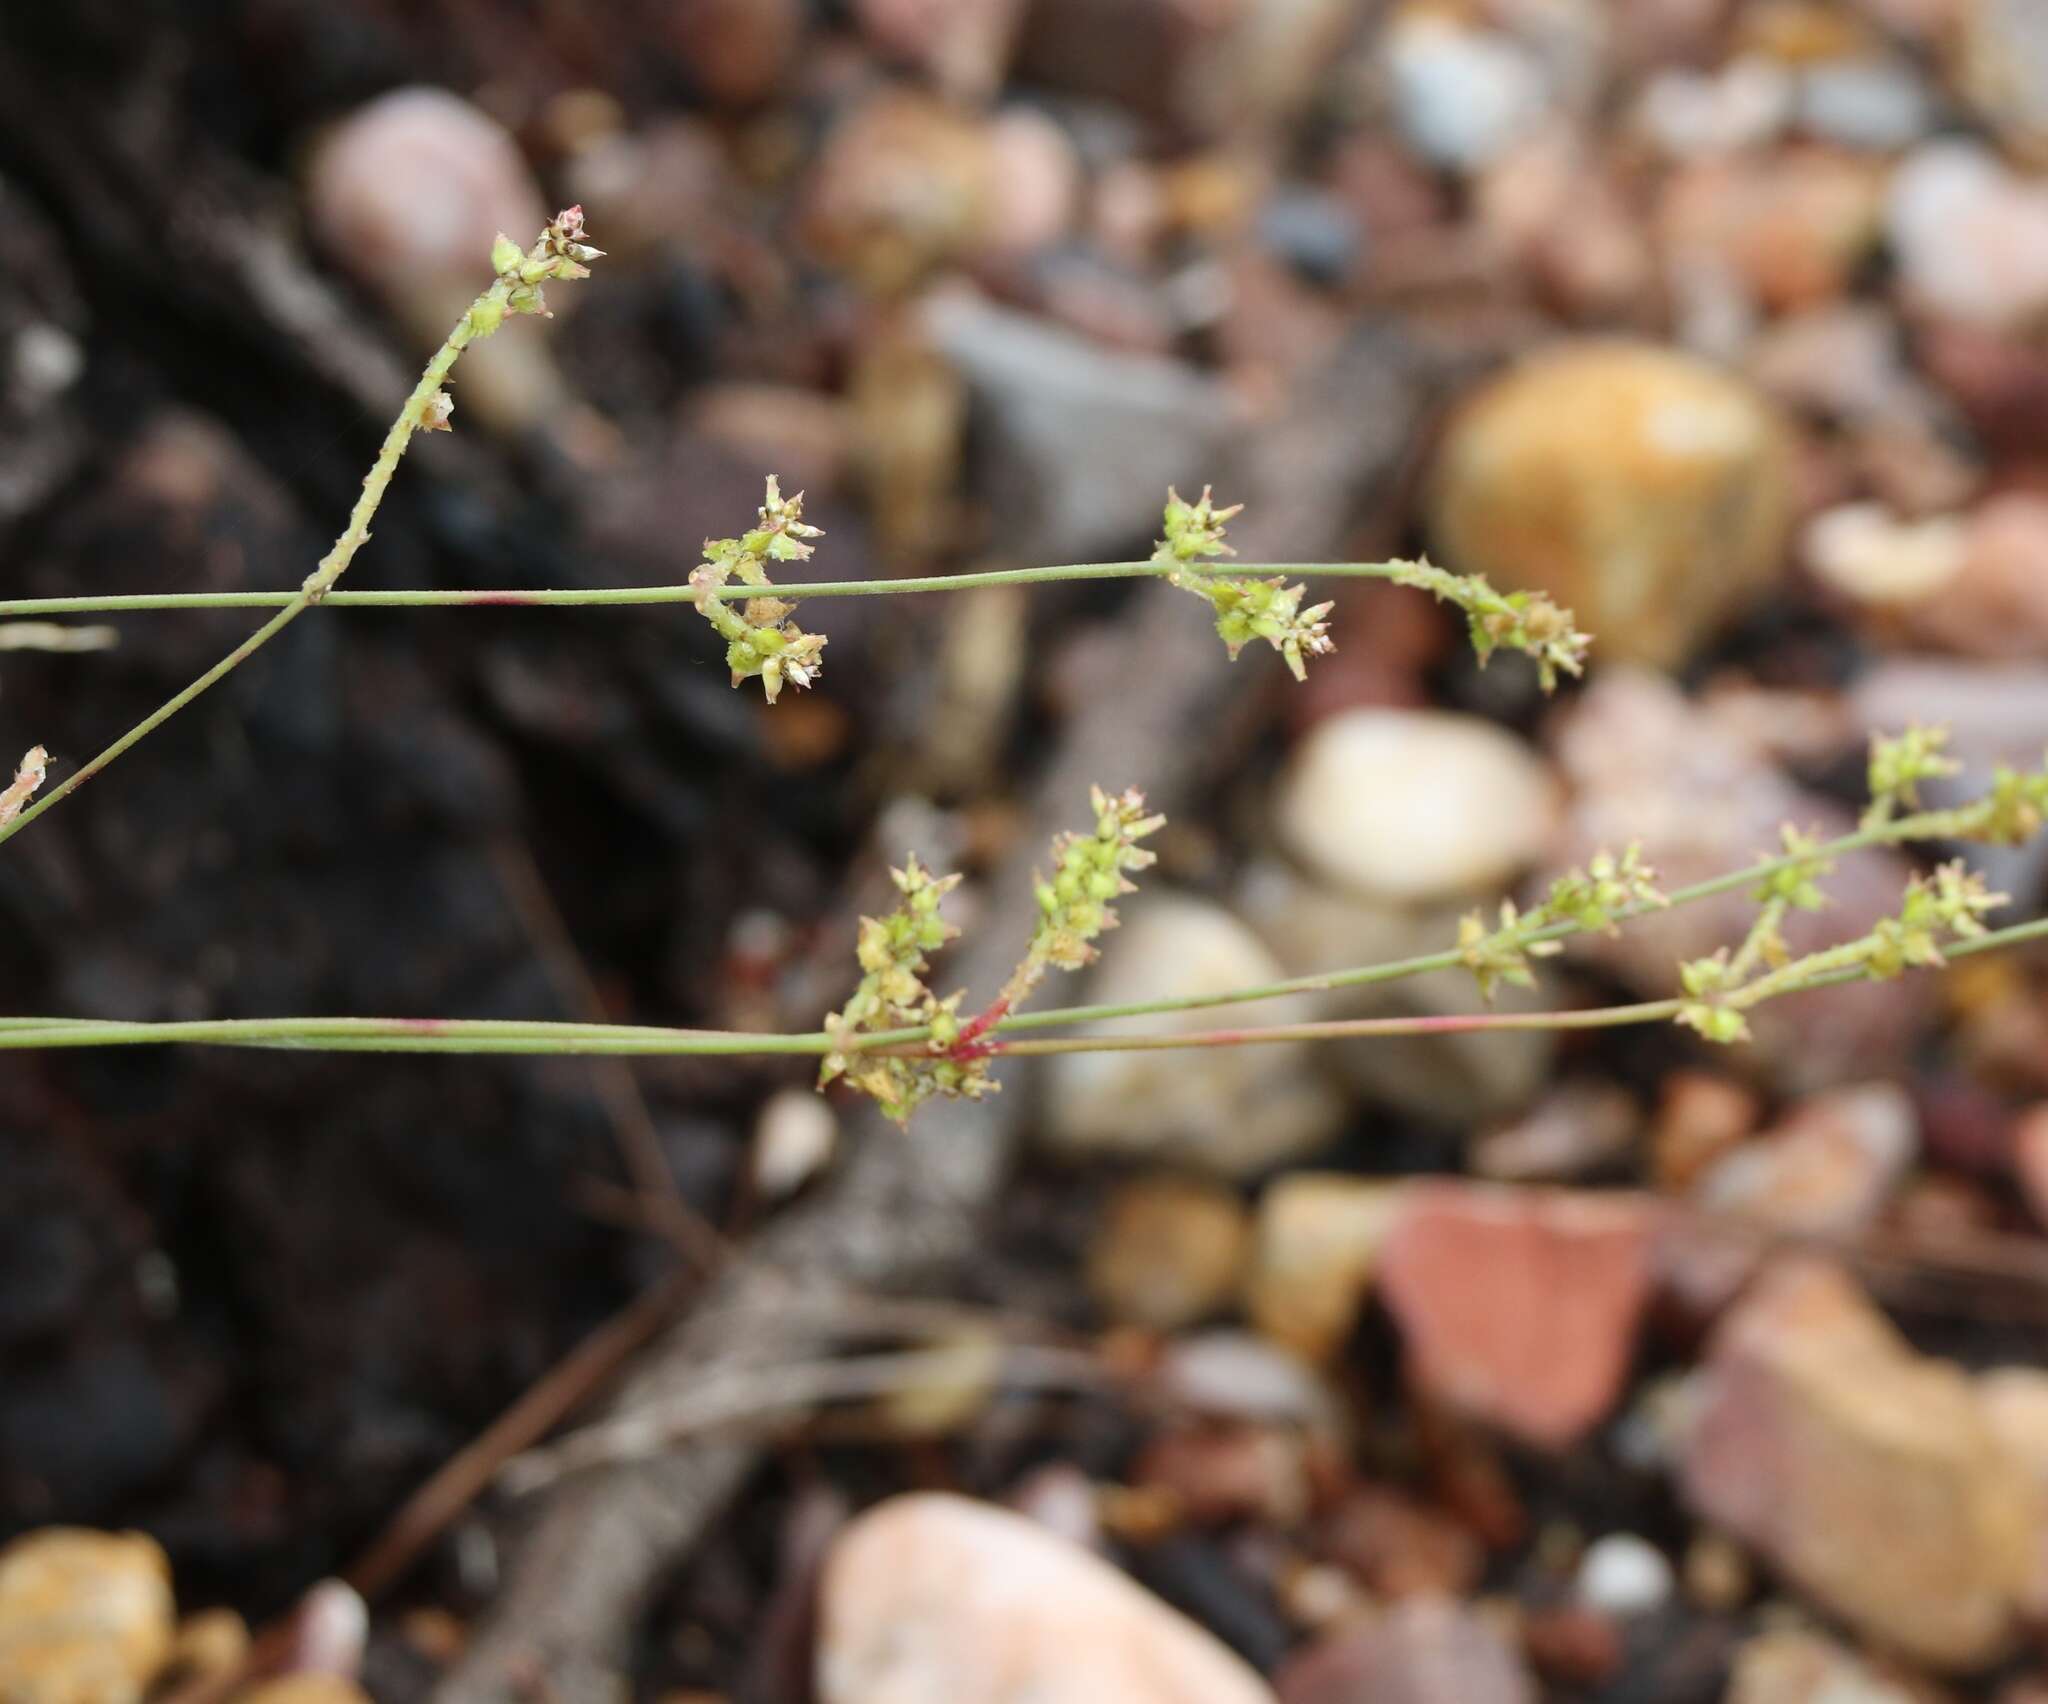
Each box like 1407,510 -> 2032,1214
957,801 -> 2019,1038
984,999 -> 1685,1054
0,562 -> 1414,619
0,1016 -> 833,1054
0,604 -> 304,845
8,913 -> 2047,1058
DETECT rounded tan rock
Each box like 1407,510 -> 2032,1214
1428,342 -> 1794,667
238,1679 -> 375,1704
0,1527 -> 176,1704
1245,1173 -> 1408,1363
1043,891 -> 1343,1177
1087,1173 -> 1252,1332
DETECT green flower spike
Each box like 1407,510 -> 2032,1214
1019,785 -> 1167,987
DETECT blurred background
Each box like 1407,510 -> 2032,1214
6,0 -> 2048,1697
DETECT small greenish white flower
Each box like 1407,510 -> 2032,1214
1389,559 -> 1590,692
1676,950 -> 1750,1044
1156,488 -> 1336,683
820,856 -> 993,1125
820,788 -> 1169,1125
1457,845 -> 1664,1000
1863,725 -> 1961,828
691,477 -> 830,703
1865,861 -> 2004,978
471,209 -> 603,335
1751,824 -> 1832,911
1675,856 -> 2006,1046
1974,757 -> 2048,846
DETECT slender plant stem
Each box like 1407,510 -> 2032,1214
0,604 -> 307,847
6,913 -> 2045,1058
0,1016 -> 831,1054
985,999 -> 1687,1054
0,561 -> 1415,619
0,264 -> 528,851
964,801 -> 2024,1035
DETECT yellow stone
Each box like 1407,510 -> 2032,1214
0,1527 -> 176,1704
1428,342 -> 1793,668
239,1678 -> 375,1704
1087,1174 -> 1251,1332
1244,1174 -> 1407,1363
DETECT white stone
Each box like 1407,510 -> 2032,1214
1276,709 -> 1558,904
1236,865 -> 1556,1125
752,1087 -> 837,1199
1796,59 -> 1930,151
817,1493 -> 1275,1704
1577,1533 -> 1675,1617
1042,892 -> 1342,1177
1637,58 -> 1792,159
1157,1331 -> 1338,1425
1803,502 -> 1966,606
1384,13 -> 1545,171
1888,140 -> 2048,330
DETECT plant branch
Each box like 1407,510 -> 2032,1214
0,213 -> 594,851
0,561 -> 1428,618
4,910 -> 2045,1058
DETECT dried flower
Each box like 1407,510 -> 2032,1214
0,746 -> 47,829
471,208 -> 604,335
419,389 -> 455,432
1388,560 -> 1590,692
691,477 -> 829,703
1156,488 -> 1335,682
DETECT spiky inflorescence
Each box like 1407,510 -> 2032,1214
821,788 -> 1167,1125
1863,725 -> 1961,828
484,206 -> 606,322
1457,844 -> 1666,1000
1677,857 -> 2006,1045
690,476 -> 830,704
1155,488 -> 1335,683
1974,758 -> 2048,846
1014,786 -> 1167,991
1388,560 -> 1590,692
819,856 -> 992,1125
